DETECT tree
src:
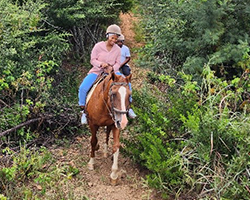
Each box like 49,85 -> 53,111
0,0 -> 69,144
43,0 -> 134,60
138,0 -> 250,80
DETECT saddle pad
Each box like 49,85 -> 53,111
86,74 -> 107,105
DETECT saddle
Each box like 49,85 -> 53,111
86,73 -> 108,105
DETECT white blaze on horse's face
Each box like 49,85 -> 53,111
119,86 -> 126,111
114,86 -> 128,130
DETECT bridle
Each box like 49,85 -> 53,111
100,78 -> 130,128
108,82 -> 129,116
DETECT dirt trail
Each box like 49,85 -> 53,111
119,12 -> 147,90
52,132 -> 155,200
50,13 -> 161,200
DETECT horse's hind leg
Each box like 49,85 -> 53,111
103,125 -> 112,158
88,124 -> 99,170
110,126 -> 120,185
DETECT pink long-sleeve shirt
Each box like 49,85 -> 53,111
88,41 -> 121,75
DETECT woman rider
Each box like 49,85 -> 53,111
78,24 -> 136,124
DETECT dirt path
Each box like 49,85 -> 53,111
50,13 -> 161,200
119,13 -> 147,90
52,130 -> 161,200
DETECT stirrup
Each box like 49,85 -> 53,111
81,111 -> 87,124
128,108 -> 136,119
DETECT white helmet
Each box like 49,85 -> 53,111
118,34 -> 125,41
106,24 -> 121,36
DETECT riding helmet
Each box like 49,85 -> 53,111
118,34 -> 125,41
106,24 -> 121,36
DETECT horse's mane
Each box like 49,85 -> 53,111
102,73 -> 113,93
91,72 -> 130,102
101,72 -> 126,93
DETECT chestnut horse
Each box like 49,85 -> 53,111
85,71 -> 132,185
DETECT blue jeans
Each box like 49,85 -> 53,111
78,72 -> 132,106
78,73 -> 98,106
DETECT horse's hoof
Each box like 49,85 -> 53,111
110,178 -> 118,186
87,163 -> 94,170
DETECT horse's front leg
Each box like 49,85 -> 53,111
110,126 -> 120,185
88,123 -> 99,170
103,125 -> 112,158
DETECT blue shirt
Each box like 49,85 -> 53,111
121,45 -> 131,65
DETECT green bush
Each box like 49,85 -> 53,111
124,62 -> 250,198
123,78 -> 198,196
180,65 -> 250,199
121,1 -> 250,199
0,0 -> 71,145
43,0 -> 134,60
0,146 -> 81,199
137,0 -> 250,79
0,146 -> 53,198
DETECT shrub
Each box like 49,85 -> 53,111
124,63 -> 250,199
0,0 -> 71,146
0,146 -> 81,199
123,76 -> 198,197
137,0 -> 250,79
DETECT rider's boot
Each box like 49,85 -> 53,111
80,106 -> 87,124
128,108 -> 137,119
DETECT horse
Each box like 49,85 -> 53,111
85,71 -> 132,185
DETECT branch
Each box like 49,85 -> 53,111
245,185 -> 250,195
0,118 -> 42,137
210,132 -> 213,156
42,19 -> 62,30
0,99 -> 10,108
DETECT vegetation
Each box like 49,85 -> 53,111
122,0 -> 250,199
0,0 -> 132,198
1,0 -> 250,199
137,0 -> 250,80
44,0 -> 133,60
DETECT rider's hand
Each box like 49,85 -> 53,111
100,63 -> 109,68
104,65 -> 113,73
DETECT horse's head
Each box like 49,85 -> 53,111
109,72 -> 132,130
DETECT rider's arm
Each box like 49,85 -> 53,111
120,56 -> 130,67
90,42 -> 103,69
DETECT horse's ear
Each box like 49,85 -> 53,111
111,71 -> 116,81
126,73 -> 132,83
